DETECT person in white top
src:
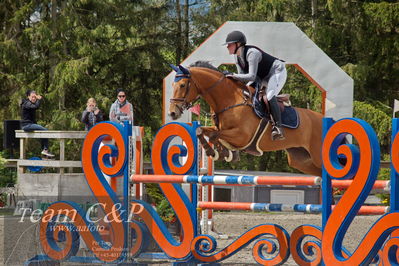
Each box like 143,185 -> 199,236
224,31 -> 287,140
109,88 -> 134,125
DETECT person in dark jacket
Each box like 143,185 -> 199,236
20,90 -> 54,157
224,30 -> 287,140
81,98 -> 103,131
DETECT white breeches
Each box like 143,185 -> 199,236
263,60 -> 287,101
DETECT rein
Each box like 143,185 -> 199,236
170,68 -> 253,125
212,95 -> 253,128
192,74 -> 225,96
215,101 -> 253,116
170,70 -> 225,111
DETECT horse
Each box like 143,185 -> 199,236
168,61 -> 324,176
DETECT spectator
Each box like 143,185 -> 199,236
20,90 -> 54,157
109,88 -> 134,124
81,98 -> 103,131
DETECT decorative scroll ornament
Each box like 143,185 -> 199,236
291,225 -> 322,265
322,118 -> 399,265
191,222 -> 290,264
40,122 -> 130,262
133,122 -> 199,260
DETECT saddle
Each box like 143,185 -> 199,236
216,84 -> 298,157
246,84 -> 291,109
277,94 -> 292,107
260,91 -> 292,112
243,88 -> 296,156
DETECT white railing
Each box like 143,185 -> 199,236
15,130 -> 87,174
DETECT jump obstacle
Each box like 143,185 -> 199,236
196,201 -> 389,215
132,174 -> 390,189
28,117 -> 399,265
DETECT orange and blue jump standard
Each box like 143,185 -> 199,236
26,118 -> 399,265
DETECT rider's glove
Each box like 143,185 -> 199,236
222,70 -> 233,76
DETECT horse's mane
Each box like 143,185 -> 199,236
189,61 -> 249,93
189,61 -> 221,73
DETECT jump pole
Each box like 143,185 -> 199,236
197,201 -> 389,215
131,174 -> 389,191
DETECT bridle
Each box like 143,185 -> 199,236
170,68 -> 253,123
170,69 -> 225,113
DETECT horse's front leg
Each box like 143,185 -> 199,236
198,126 -> 218,138
196,126 -> 219,159
214,142 -> 235,162
197,126 -> 238,162
209,127 -> 247,162
198,126 -> 222,144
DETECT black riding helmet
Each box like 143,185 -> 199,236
223,31 -> 247,45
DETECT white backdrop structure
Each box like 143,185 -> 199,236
163,21 -> 353,124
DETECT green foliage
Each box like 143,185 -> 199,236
0,169 -> 15,187
156,198 -> 176,223
0,152 -> 5,171
353,101 -> 391,152
376,153 -> 391,206
0,152 -> 16,187
319,1 -> 399,102
145,183 -> 175,222
352,100 -> 391,206
284,66 -> 322,112
0,0 -> 173,166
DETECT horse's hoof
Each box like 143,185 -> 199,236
224,150 -> 233,162
205,147 -> 215,157
211,150 -> 219,161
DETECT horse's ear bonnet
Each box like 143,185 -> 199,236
178,65 -> 190,75
171,64 -> 190,82
170,64 -> 179,72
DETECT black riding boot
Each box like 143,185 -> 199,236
269,96 -> 285,140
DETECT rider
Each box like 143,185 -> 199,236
223,30 -> 287,140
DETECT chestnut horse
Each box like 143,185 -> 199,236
169,62 -> 323,176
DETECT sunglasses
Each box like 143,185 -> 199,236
118,95 -> 126,98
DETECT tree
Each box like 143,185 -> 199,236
0,0 -> 183,160
0,0 -> 174,128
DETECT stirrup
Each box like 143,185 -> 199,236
271,126 -> 285,141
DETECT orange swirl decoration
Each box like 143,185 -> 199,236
380,234 -> 399,265
40,122 -> 129,262
191,224 -> 290,264
291,225 -> 322,265
379,118 -> 399,265
132,122 -> 197,260
321,118 -> 399,265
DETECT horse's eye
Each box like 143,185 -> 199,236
180,83 -> 185,88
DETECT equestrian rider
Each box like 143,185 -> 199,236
224,30 -> 287,140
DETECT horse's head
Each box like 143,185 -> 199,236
169,64 -> 199,120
